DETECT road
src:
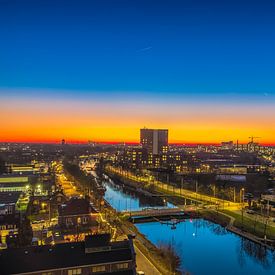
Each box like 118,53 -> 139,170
53,162 -> 172,273
107,166 -> 242,210
55,163 -> 81,197
135,244 -> 161,275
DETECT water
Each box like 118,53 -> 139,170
136,220 -> 275,275
103,177 -> 175,211
98,172 -> 275,274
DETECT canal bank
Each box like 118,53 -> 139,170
105,167 -> 275,246
99,175 -> 181,274
101,168 -> 275,274
135,219 -> 275,275
64,162 -> 176,274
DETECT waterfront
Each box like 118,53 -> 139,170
137,220 -> 275,275
102,176 -> 275,275
102,177 -> 175,211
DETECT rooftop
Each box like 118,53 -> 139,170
59,197 -> 98,216
0,237 -> 135,275
0,191 -> 21,205
0,176 -> 29,183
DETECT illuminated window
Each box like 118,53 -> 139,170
92,265 -> 106,272
42,273 -> 52,275
68,268 -> 81,275
82,216 -> 88,224
66,217 -> 73,226
116,262 -> 129,269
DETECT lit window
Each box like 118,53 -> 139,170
68,268 -> 81,275
116,262 -> 129,269
92,265 -> 106,272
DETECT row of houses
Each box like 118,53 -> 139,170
0,233 -> 137,275
0,167 -> 137,275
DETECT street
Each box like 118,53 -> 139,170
135,245 -> 161,275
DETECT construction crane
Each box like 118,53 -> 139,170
248,136 -> 261,143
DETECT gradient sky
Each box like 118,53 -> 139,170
0,0 -> 275,144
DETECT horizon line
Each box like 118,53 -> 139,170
1,140 -> 275,147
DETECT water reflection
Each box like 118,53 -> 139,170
136,220 -> 275,275
99,173 -> 275,274
238,238 -> 274,270
102,178 -> 175,211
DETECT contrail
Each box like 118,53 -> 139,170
136,46 -> 152,52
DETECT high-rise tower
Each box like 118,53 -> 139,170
140,128 -> 168,155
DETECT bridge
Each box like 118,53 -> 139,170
122,206 -> 198,223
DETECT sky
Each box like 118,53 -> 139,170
0,0 -> 275,144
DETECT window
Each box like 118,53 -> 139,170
68,268 -> 81,275
8,205 -> 13,214
116,262 -> 129,270
66,217 -> 73,226
91,265 -> 106,273
42,272 -> 52,275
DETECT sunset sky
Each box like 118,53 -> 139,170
1,0 -> 275,144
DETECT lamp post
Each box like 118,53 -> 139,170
241,187 -> 245,230
180,176 -> 183,195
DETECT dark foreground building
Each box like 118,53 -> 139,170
58,197 -> 98,231
0,234 -> 136,275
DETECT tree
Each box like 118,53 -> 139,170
18,217 -> 33,247
157,240 -> 181,274
0,155 -> 6,174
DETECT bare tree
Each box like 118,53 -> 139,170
157,240 -> 182,274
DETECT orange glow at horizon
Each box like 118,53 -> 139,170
1,97 -> 275,145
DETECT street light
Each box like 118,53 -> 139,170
239,187 -> 245,204
241,187 -> 245,230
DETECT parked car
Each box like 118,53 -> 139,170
247,210 -> 255,215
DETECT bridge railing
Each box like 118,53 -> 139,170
123,207 -> 185,217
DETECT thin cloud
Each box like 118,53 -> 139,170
136,46 -> 153,52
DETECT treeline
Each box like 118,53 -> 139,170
0,155 -> 6,174
63,159 -> 103,200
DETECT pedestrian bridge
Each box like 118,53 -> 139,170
122,206 -> 198,222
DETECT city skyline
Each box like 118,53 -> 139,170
0,1 -> 275,273
1,0 -> 275,144
1,90 -> 275,145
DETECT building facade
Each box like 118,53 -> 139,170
140,128 -> 168,155
58,197 -> 98,231
0,234 -> 137,275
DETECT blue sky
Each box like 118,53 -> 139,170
1,0 -> 275,143
0,0 -> 275,98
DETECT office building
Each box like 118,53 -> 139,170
140,128 -> 168,155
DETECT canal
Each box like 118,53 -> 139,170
102,176 -> 175,211
101,174 -> 275,274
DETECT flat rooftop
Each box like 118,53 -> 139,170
0,176 -> 29,183
0,240 -> 134,275
0,191 -> 21,204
